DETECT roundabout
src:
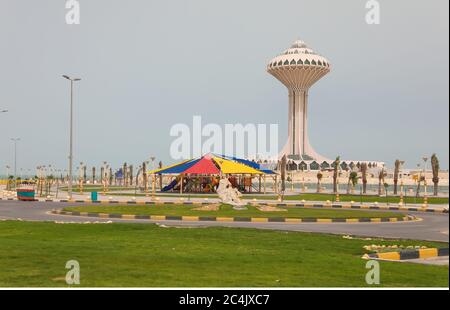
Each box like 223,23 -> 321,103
0,199 -> 448,242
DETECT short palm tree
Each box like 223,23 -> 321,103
280,155 -> 287,198
129,165 -> 134,186
316,171 -> 323,193
360,163 -> 368,194
100,167 -> 104,186
393,159 -> 400,195
142,161 -> 148,193
378,168 -> 385,196
123,163 -> 128,187
431,154 -> 440,196
159,161 -> 163,189
92,167 -> 96,184
332,156 -> 340,193
349,171 -> 359,194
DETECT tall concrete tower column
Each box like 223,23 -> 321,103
267,40 -> 331,162
288,89 -> 310,156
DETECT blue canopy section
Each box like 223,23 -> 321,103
155,158 -> 200,174
115,169 -> 124,179
215,154 -> 275,174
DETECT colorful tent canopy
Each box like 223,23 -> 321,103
217,154 -> 275,174
211,156 -> 262,174
150,154 -> 273,175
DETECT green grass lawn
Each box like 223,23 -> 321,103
0,221 -> 447,287
63,204 -> 405,219
277,193 -> 449,205
98,192 -> 448,205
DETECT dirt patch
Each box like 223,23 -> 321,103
192,204 -> 220,211
256,206 -> 288,212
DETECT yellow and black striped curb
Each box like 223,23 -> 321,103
50,209 -> 417,224
366,248 -> 449,260
261,202 -> 449,214
2,197 -> 448,214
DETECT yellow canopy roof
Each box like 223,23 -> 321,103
212,156 -> 264,174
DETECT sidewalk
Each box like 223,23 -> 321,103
1,185 -> 448,211
2,190 -> 447,211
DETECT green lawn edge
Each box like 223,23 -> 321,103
62,204 -> 406,219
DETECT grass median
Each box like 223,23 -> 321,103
84,191 -> 448,205
62,204 -> 406,219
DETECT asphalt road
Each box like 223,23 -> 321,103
0,200 -> 448,242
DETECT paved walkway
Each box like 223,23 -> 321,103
4,190 -> 447,210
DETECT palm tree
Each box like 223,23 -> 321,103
316,171 -> 323,193
100,167 -> 104,186
46,175 -> 54,196
129,165 -> 134,186
360,163 -> 368,194
83,165 -> 87,184
92,167 -> 96,184
349,171 -> 359,194
123,162 -> 128,187
415,163 -> 422,198
6,175 -> 13,190
142,161 -> 148,194
431,154 -> 440,196
332,156 -> 340,193
280,155 -> 287,199
393,159 -> 400,195
158,161 -> 163,189
378,168 -> 385,196
109,167 -> 113,186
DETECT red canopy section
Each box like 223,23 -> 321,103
184,157 -> 220,175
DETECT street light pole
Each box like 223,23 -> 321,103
11,138 -> 20,179
62,75 -> 81,200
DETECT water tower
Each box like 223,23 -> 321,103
267,40 -> 330,161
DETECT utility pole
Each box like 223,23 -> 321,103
11,138 -> 20,178
62,75 -> 81,199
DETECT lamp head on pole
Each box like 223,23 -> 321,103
62,75 -> 81,82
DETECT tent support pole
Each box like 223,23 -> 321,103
180,175 -> 183,194
152,174 -> 155,200
263,175 -> 266,194
275,175 -> 278,194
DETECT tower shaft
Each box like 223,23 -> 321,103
288,89 -> 309,156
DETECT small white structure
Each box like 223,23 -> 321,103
216,178 -> 246,208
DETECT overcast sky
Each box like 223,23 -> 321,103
0,0 -> 448,175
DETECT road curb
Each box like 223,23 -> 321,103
50,209 -> 418,224
366,248 -> 449,260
